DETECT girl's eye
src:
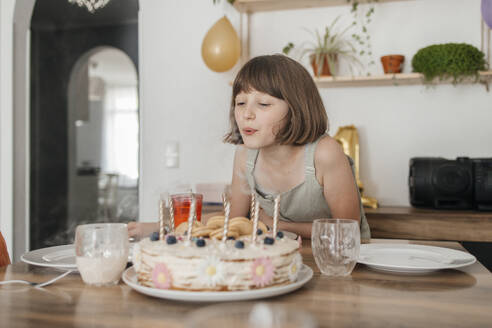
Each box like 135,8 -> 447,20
235,102 -> 245,106
259,103 -> 270,107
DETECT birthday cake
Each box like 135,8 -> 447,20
132,229 -> 302,291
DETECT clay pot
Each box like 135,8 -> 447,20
310,54 -> 337,77
380,55 -> 404,74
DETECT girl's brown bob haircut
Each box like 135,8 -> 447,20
224,54 -> 328,145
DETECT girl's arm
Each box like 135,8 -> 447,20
127,221 -> 159,239
229,146 -> 252,218
202,147 -> 251,223
316,136 -> 361,223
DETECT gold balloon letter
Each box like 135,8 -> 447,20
201,16 -> 241,72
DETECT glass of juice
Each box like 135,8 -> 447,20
170,193 -> 203,228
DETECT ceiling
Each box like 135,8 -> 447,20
31,0 -> 139,30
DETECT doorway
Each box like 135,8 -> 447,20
29,0 -> 139,249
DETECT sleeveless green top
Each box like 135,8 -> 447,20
244,136 -> 371,241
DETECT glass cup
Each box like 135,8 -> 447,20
311,219 -> 360,277
170,193 -> 203,228
75,223 -> 129,286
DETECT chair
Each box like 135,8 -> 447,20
0,231 -> 11,267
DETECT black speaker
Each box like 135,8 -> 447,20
474,158 -> 492,211
409,157 -> 474,209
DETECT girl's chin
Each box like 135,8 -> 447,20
242,139 -> 275,150
241,138 -> 262,149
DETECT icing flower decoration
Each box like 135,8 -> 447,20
152,263 -> 172,289
199,256 -> 225,287
288,253 -> 303,282
251,257 -> 274,287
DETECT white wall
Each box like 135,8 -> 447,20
139,0 -> 240,221
140,0 -> 492,217
0,0 -> 15,258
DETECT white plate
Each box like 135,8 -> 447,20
357,243 -> 476,274
21,245 -> 77,269
21,243 -> 135,270
122,264 -> 313,302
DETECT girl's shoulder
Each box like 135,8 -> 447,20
313,135 -> 348,172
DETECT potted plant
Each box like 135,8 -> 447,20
412,43 -> 487,84
282,16 -> 362,77
381,55 -> 405,73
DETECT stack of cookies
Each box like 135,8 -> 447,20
174,216 -> 268,239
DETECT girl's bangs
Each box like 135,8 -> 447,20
232,60 -> 283,100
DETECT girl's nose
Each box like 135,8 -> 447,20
243,105 -> 255,120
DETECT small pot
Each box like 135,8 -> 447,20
380,55 -> 404,74
310,54 -> 337,77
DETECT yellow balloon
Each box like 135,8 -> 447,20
201,16 -> 241,73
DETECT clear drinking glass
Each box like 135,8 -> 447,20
311,219 -> 360,277
75,223 -> 129,286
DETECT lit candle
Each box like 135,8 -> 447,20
168,195 -> 175,234
251,195 -> 260,244
273,194 -> 280,238
186,194 -> 196,243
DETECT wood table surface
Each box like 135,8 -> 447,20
1,239 -> 491,328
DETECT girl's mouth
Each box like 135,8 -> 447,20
242,128 -> 258,135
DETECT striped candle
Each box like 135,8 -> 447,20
159,199 -> 166,241
273,194 -> 280,238
186,194 -> 196,242
222,199 -> 231,242
250,192 -> 255,219
222,192 -> 227,215
251,196 -> 260,243
168,196 -> 175,233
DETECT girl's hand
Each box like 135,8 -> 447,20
258,208 -> 313,239
127,222 -> 159,240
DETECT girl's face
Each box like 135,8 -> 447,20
234,89 -> 289,149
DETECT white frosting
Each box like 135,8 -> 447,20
133,236 -> 301,291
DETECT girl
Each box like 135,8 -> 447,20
128,54 -> 370,240
223,54 -> 370,239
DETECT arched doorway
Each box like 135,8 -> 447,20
27,0 -> 139,249
67,47 -> 139,235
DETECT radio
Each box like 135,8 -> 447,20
409,157 -> 492,210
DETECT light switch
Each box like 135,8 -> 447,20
165,141 -> 179,168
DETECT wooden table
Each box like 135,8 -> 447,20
1,239 -> 492,328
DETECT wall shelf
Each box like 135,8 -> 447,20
365,206 -> 492,242
234,0 -> 411,13
232,1 -> 491,89
313,71 -> 492,88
